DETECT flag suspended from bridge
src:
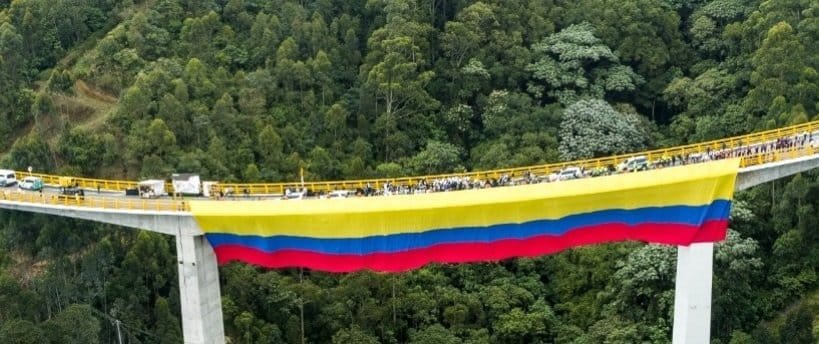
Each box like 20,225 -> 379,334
189,158 -> 740,273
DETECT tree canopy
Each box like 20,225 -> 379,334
0,0 -> 816,342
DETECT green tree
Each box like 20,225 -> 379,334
0,319 -> 46,344
243,163 -> 261,182
575,316 -> 643,344
324,102 -> 349,143
746,21 -> 817,122
0,272 -> 42,322
437,2 -> 499,102
408,140 -> 462,175
108,232 -> 175,328
610,244 -> 676,324
779,306 -> 815,344
58,128 -> 106,175
0,22 -> 29,137
256,125 -> 285,179
728,330 -> 754,344
154,297 -> 182,344
46,69 -> 74,94
479,90 -> 560,140
410,324 -> 462,344
183,58 -> 216,99
246,12 -> 282,66
125,119 -> 178,178
362,0 -> 440,160
712,230 -> 764,338
527,22 -> 642,105
558,99 -> 647,160
376,162 -> 405,178
211,92 -> 241,143
751,325 -> 777,344
311,50 -> 333,105
308,146 -> 338,180
663,68 -> 741,119
561,0 -> 688,114
492,300 -> 557,343
42,304 -> 101,344
180,11 -> 222,62
332,326 -> 380,344
3,135 -> 54,172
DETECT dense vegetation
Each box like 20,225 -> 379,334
0,0 -> 817,342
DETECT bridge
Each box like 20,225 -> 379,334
1,120 -> 819,344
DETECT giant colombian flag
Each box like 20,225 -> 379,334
189,158 -> 740,273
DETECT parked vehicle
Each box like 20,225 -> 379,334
328,190 -> 350,198
18,176 -> 43,191
56,177 -> 84,201
0,170 -> 17,187
557,167 -> 583,181
172,174 -> 201,196
203,181 -> 219,198
617,156 -> 651,172
138,180 -> 167,198
283,189 -> 306,200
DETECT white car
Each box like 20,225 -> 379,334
328,190 -> 350,198
18,176 -> 43,191
617,156 -> 650,172
687,153 -> 711,164
0,170 -> 17,187
557,167 -> 582,181
283,190 -> 305,200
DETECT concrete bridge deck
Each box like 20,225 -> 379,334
0,121 -> 818,344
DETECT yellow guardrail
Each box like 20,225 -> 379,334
215,120 -> 819,194
4,120 -> 819,208
0,191 -> 188,211
16,174 -> 139,192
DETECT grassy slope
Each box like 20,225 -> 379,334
0,13 -> 127,161
56,80 -> 118,131
0,8 -> 134,279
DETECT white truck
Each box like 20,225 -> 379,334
171,174 -> 201,196
138,180 -> 167,198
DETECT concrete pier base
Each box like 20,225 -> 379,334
672,243 -> 714,344
175,233 -> 225,344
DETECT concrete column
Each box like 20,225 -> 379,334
175,232 -> 225,344
672,243 -> 714,344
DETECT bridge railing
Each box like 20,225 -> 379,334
11,120 -> 819,195
0,191 -> 187,212
15,174 -> 140,192
216,120 -> 818,194
3,144 -> 815,213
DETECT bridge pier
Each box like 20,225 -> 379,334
175,233 -> 225,344
3,152 -> 818,344
672,243 -> 713,344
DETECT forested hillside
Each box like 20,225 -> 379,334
0,0 -> 817,343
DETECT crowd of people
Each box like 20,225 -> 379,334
301,131 -> 819,199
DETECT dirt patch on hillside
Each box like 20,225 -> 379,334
76,79 -> 118,104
